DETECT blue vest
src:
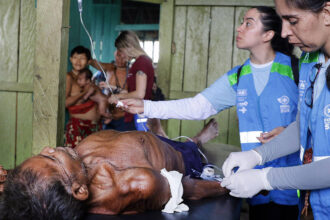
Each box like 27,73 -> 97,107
227,52 -> 300,206
299,51 -> 330,220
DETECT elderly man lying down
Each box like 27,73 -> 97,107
0,120 -> 227,220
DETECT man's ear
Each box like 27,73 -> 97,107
71,182 -> 89,201
323,2 -> 330,26
263,30 -> 275,43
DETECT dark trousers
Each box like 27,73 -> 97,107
249,202 -> 299,220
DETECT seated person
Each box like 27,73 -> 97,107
65,46 -> 101,148
91,50 -> 131,131
0,119 -> 226,219
77,68 -> 112,124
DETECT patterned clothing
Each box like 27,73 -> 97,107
65,117 -> 102,148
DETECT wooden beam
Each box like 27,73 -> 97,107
0,82 -> 33,93
157,0 -> 174,99
130,0 -> 164,4
176,0 -> 274,6
115,24 -> 159,31
33,0 -> 70,154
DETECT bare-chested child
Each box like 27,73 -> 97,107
0,119 -> 226,219
65,46 -> 102,148
77,68 -> 112,124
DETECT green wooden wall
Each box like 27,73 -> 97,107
0,0 -> 35,169
158,0 -> 274,148
68,0 -> 121,71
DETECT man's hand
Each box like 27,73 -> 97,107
222,150 -> 262,177
121,98 -> 144,114
257,126 -> 285,144
221,168 -> 273,198
0,165 -> 7,193
108,94 -> 119,104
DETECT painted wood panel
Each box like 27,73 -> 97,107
0,0 -> 20,169
207,7 -> 235,144
16,94 -> 33,165
167,119 -> 181,139
0,92 -> 16,169
16,0 -> 36,164
33,0 -> 70,154
170,6 -> 187,91
0,0 -> 19,82
158,0 -> 174,98
183,6 -> 210,92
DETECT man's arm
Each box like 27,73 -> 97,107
89,59 -> 115,72
182,176 -> 228,200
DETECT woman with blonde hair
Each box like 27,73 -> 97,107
108,30 -> 155,130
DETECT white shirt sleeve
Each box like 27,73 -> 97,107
143,93 -> 218,120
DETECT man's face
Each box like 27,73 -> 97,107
275,0 -> 326,52
77,74 -> 89,88
20,147 -> 87,188
115,50 -> 127,67
70,53 -> 89,72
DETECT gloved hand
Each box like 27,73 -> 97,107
220,167 -> 273,198
222,150 -> 262,177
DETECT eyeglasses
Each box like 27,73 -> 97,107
304,63 -> 322,108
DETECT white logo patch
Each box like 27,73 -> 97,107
239,107 -> 247,114
324,104 -> 330,118
324,104 -> 330,130
277,96 -> 290,105
238,101 -> 248,107
237,89 -> 247,97
277,96 -> 290,113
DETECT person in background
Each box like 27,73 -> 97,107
90,50 -> 131,131
76,68 -> 112,124
108,30 -> 155,131
121,7 -> 301,220
65,46 -> 102,148
220,0 -> 330,219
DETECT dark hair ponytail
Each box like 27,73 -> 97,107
255,6 -> 293,56
285,0 -> 328,13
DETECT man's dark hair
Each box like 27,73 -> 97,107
79,68 -> 93,81
0,167 -> 85,220
70,45 -> 92,60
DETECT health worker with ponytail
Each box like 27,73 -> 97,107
122,7 -> 301,220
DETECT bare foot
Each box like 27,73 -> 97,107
147,119 -> 168,138
192,118 -> 219,145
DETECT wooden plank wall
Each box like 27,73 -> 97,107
159,0 -> 274,147
0,0 -> 35,169
33,0 -> 70,155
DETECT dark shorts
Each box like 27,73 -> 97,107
157,136 -> 203,176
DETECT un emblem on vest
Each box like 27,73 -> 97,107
324,104 -> 330,118
277,96 -> 290,105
